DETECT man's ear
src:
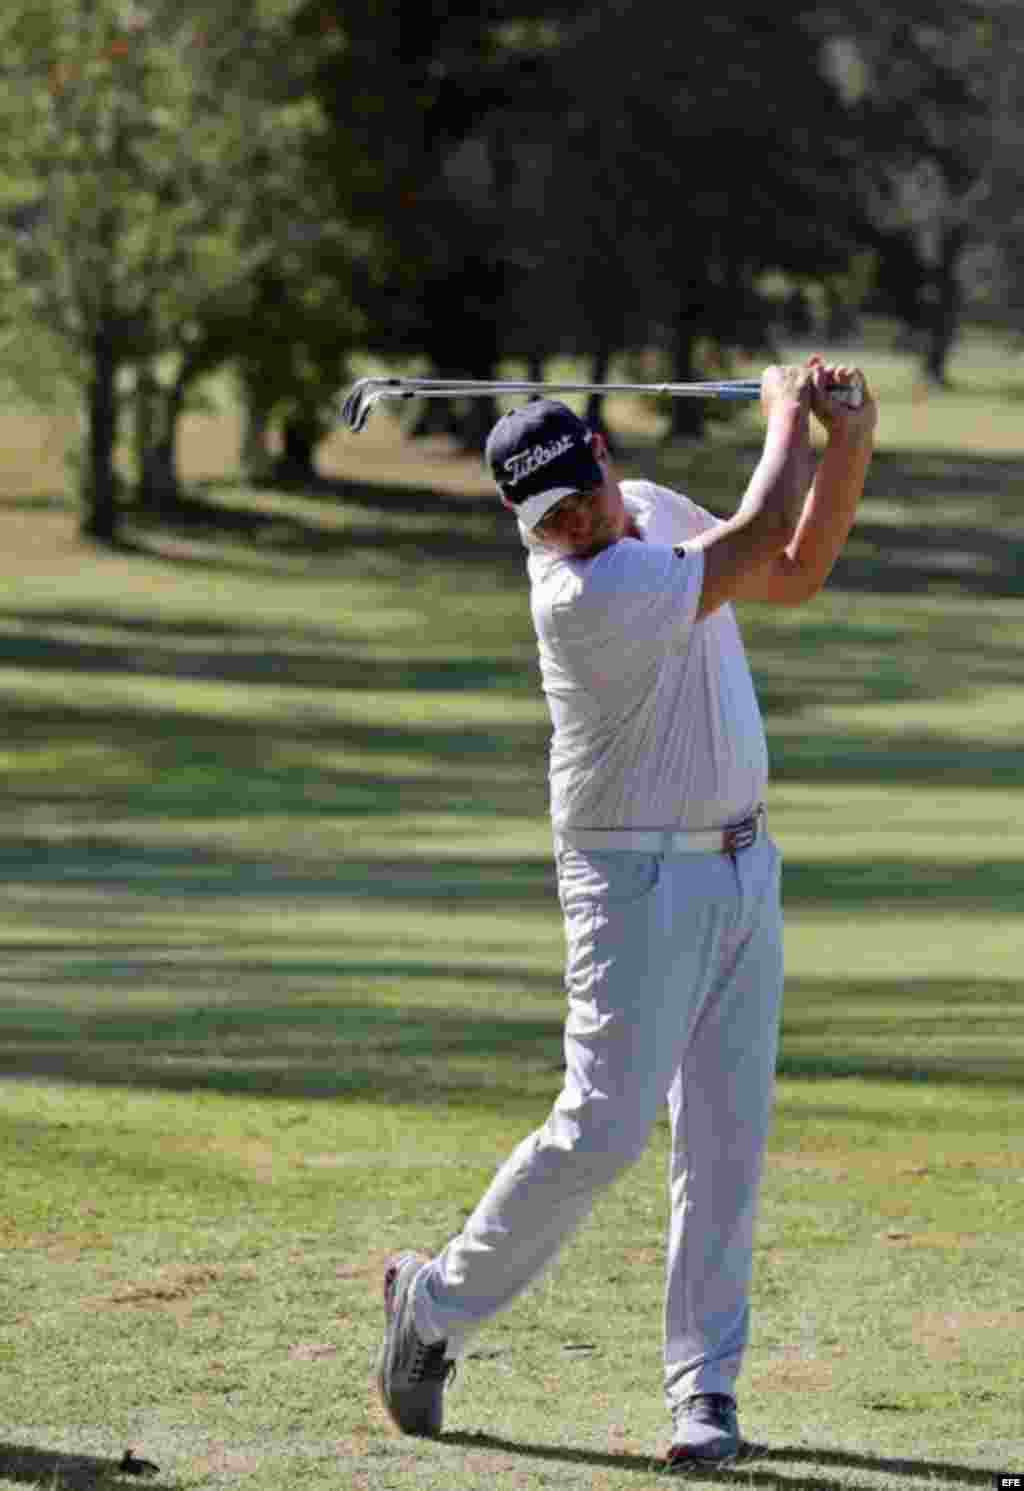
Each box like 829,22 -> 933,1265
562,505 -> 592,545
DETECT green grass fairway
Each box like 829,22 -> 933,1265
1,333 -> 1023,1490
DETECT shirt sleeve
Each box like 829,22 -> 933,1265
647,481 -> 721,538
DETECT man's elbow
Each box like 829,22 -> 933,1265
762,561 -> 828,608
778,568 -> 828,607
777,582 -> 821,608
765,506 -> 801,549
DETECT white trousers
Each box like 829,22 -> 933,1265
412,833 -> 783,1407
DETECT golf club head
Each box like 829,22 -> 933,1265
340,377 -> 416,432
340,377 -> 381,433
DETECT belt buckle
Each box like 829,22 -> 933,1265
723,813 -> 758,854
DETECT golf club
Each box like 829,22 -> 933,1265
340,375 -> 765,434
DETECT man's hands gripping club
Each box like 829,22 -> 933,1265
745,357 -> 876,607
685,357 -> 876,617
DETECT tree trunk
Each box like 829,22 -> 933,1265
134,364 -> 157,488
80,327 -> 120,544
667,323 -> 705,440
409,385 -> 463,440
921,224 -> 968,387
459,390 -> 499,452
585,341 -> 617,452
274,414 -> 321,483
414,298 -> 501,450
458,331 -> 500,452
241,402 -> 273,481
137,375 -> 185,516
408,363 -> 498,449
824,281 -> 859,343
141,440 -> 181,515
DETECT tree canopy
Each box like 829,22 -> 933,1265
0,0 -> 340,535
0,0 -> 1018,537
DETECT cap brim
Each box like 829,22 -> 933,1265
512,486 -> 579,530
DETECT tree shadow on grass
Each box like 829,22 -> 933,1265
6,678 -> 1024,820
10,434 -> 1023,612
193,472 -> 499,523
0,703 -> 552,823
776,975 -> 1024,1088
441,1430 -> 999,1486
6,480 -> 1024,721
1,972 -> 1021,1109
0,995 -> 569,1111
125,443 -> 1024,597
0,836 -> 558,899
7,830 -> 1023,910
768,731 -> 1024,787
126,520 -> 524,575
120,483 -> 521,575
0,612 -> 537,695
782,857 -> 1024,912
0,1444 -> 175,1491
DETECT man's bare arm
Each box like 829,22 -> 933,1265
680,364 -> 816,620
735,362 -> 877,607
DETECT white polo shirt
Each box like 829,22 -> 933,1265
526,480 -> 768,832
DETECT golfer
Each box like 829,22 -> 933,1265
376,359 -> 877,1467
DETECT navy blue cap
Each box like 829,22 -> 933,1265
485,400 -> 603,529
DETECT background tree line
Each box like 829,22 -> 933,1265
0,0 -> 1020,543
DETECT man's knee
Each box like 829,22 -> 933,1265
542,1101 -> 653,1185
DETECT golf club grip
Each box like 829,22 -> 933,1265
831,373 -> 864,409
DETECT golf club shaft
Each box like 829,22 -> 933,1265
341,375 -> 762,432
366,378 -> 761,397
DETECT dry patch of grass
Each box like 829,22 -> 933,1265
0,505 -> 83,571
162,1136 -> 280,1181
748,1350 -> 838,1393
106,1265 -> 224,1309
188,1444 -> 263,1477
0,413 -> 78,499
914,1308 -> 1024,1363
770,1146 -> 1023,1180
874,1229 -> 987,1250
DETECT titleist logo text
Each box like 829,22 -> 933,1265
503,434 -> 576,487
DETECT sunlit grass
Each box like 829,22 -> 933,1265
1,330 -> 1023,1487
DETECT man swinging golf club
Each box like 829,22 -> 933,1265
375,356 -> 877,1468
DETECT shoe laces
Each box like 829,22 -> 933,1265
679,1393 -> 735,1427
383,1257 -> 456,1388
410,1339 -> 456,1387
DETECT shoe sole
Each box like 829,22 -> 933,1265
666,1439 -> 757,1472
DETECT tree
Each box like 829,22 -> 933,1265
303,0 -> 577,447
235,247 -> 365,485
513,3 -> 880,437
816,2 -> 995,385
961,3 -> 1024,335
297,0 -> 1007,445
307,1 -> 947,445
0,0 -> 340,541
